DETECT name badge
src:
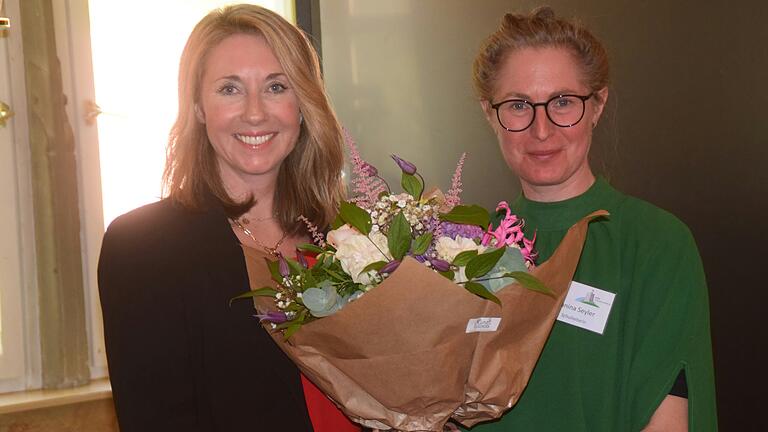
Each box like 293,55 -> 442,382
465,317 -> 502,333
557,281 -> 615,334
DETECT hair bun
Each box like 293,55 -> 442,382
501,12 -> 523,28
531,6 -> 556,21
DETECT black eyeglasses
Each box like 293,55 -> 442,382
491,93 -> 593,132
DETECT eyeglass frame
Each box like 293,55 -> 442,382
490,93 -> 594,132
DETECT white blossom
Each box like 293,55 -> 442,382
435,236 -> 487,262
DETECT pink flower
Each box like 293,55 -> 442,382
482,202 -> 524,247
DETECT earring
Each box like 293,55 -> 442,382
299,112 -> 304,124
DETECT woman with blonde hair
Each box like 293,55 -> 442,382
465,6 -> 717,432
98,5 -> 358,431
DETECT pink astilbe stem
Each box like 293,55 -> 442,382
344,128 -> 387,210
298,215 -> 326,248
444,152 -> 467,211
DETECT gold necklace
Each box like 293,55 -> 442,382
229,218 -> 288,257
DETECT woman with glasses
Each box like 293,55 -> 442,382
467,7 -> 717,432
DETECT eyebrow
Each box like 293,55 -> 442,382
215,72 -> 287,82
497,89 -> 583,102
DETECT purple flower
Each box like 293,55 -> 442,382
391,155 -> 417,175
296,250 -> 308,269
440,221 -> 484,240
255,310 -> 288,323
430,258 -> 451,272
378,259 -> 402,275
278,255 -> 290,278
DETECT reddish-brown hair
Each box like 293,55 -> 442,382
473,6 -> 610,103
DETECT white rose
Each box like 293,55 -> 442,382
435,236 -> 486,262
334,230 -> 390,284
326,224 -> 359,247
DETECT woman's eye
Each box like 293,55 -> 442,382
268,82 -> 288,94
217,84 -> 239,95
552,97 -> 572,108
509,101 -> 528,111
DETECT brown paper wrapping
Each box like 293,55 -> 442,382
243,211 -> 607,431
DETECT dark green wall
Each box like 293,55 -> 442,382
315,1 -> 768,429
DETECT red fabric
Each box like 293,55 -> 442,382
303,254 -> 318,268
297,250 -> 359,431
301,373 -> 361,432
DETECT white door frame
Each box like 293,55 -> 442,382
0,0 -> 41,393
51,0 -> 108,379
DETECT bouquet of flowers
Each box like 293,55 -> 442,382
237,149 -> 550,339
236,137 -> 607,431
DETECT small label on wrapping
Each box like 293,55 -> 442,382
465,317 -> 502,333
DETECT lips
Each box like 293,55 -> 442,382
234,133 -> 275,147
527,148 -> 562,160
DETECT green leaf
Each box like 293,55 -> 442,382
360,260 -> 387,275
301,271 -> 318,290
339,201 -> 372,235
465,281 -> 501,305
465,247 -> 505,280
501,271 -> 555,297
411,233 -> 433,255
438,270 -> 455,281
440,205 -> 491,228
489,208 -> 506,231
323,267 -> 348,282
297,243 -> 323,254
283,322 -> 302,340
479,246 -> 528,293
286,258 -> 303,274
266,259 -> 282,282
276,310 -> 307,330
228,287 -> 277,306
330,213 -> 344,230
387,212 -> 412,260
401,173 -> 423,199
452,250 -> 479,267
315,252 -> 335,269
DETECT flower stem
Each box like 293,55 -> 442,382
366,234 -> 391,261
456,274 -> 512,285
416,172 -> 426,199
376,175 -> 392,194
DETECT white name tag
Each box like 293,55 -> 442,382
557,281 -> 615,334
466,317 -> 502,333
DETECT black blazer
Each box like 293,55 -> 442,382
98,196 -> 314,431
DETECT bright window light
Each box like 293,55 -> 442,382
88,0 -> 295,227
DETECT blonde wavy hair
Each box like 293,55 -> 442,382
163,4 -> 345,235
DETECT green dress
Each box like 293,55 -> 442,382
465,177 -> 717,431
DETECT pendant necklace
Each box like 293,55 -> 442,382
229,217 -> 288,257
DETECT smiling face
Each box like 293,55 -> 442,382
197,33 -> 301,194
483,46 -> 608,202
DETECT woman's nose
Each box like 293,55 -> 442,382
530,106 -> 554,141
242,93 -> 266,123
